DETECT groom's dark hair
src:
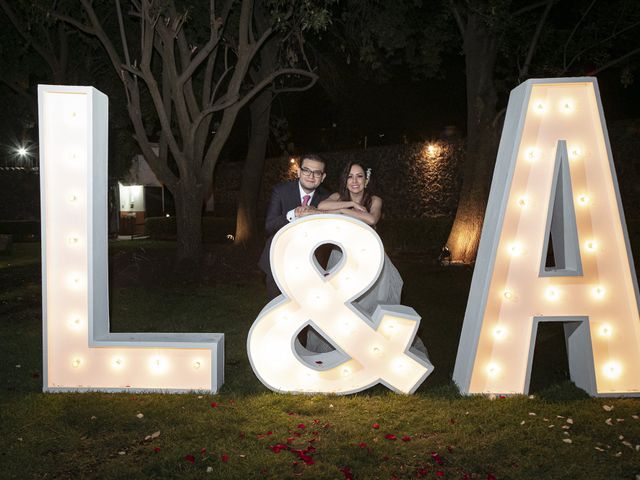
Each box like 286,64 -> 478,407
298,153 -> 325,169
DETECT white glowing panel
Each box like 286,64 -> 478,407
247,214 -> 432,394
453,78 -> 640,397
119,183 -> 144,212
38,85 -> 223,392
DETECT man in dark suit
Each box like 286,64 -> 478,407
259,154 -> 329,299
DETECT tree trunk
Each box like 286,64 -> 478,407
173,178 -> 204,270
445,14 -> 500,264
234,88 -> 273,246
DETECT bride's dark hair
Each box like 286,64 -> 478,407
339,161 -> 373,212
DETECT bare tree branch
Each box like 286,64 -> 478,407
588,46 -> 640,75
520,0 -> 554,79
563,0 -> 598,71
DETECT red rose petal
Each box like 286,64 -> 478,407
210,402 -> 218,408
436,471 -> 445,477
372,423 -> 380,429
384,434 -> 397,440
184,454 -> 195,463
340,466 -> 354,479
358,442 -> 367,448
297,423 -> 306,429
417,467 -> 429,477
153,446 -> 161,453
221,453 -> 229,463
201,448 -> 207,454
487,475 -> 497,480
401,435 -> 411,442
447,445 -> 454,453
431,452 -> 443,465
269,443 -> 289,453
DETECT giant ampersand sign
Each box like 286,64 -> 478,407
247,214 -> 433,394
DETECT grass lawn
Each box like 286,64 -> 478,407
0,241 -> 639,479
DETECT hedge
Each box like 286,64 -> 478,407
0,220 -> 40,241
145,216 -> 237,243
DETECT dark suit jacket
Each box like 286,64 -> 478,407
259,180 -> 329,273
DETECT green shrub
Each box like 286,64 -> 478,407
0,220 -> 40,241
146,216 -> 236,243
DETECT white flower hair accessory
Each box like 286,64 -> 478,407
365,168 -> 372,184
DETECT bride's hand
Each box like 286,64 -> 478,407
351,202 -> 367,212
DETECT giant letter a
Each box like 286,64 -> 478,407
453,78 -> 640,396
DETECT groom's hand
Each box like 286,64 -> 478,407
295,205 -> 318,217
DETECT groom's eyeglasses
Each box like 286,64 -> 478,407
300,167 -> 324,178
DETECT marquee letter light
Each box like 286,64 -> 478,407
38,85 -> 223,392
247,214 -> 433,394
453,78 -> 640,396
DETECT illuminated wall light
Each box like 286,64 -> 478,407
508,242 -> 523,257
584,240 -> 598,252
592,285 -> 606,300
39,85 -> 223,394
545,286 -> 559,301
453,78 -> 640,397
576,193 -> 590,206
524,147 -> 541,162
599,324 -> 613,338
603,361 -> 622,379
517,196 -> 528,208
503,289 -> 514,300
193,361 -> 201,370
247,214 -> 433,394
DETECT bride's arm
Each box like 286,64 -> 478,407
318,193 -> 363,212
340,196 -> 382,226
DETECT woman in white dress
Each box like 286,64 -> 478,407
304,162 -> 406,352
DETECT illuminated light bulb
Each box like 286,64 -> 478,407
493,327 -> 506,340
576,194 -> 590,206
111,357 -> 124,369
603,361 -> 621,379
517,196 -> 528,208
533,101 -> 547,114
394,359 -> 406,372
569,146 -> 582,160
545,286 -> 559,301
71,358 -> 82,368
149,356 -> 167,374
372,346 -> 383,356
560,99 -> 574,113
592,285 -> 605,300
71,111 -> 77,118
599,324 -> 613,338
67,235 -> 80,245
486,363 -> 500,377
68,315 -> 82,330
384,321 -> 397,334
67,193 -> 79,203
584,240 -> 597,252
524,147 -> 541,162
68,274 -> 83,290
193,361 -> 201,370
341,367 -> 351,377
503,289 -> 513,300
508,242 -> 523,257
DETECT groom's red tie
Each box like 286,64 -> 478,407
302,194 -> 311,206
